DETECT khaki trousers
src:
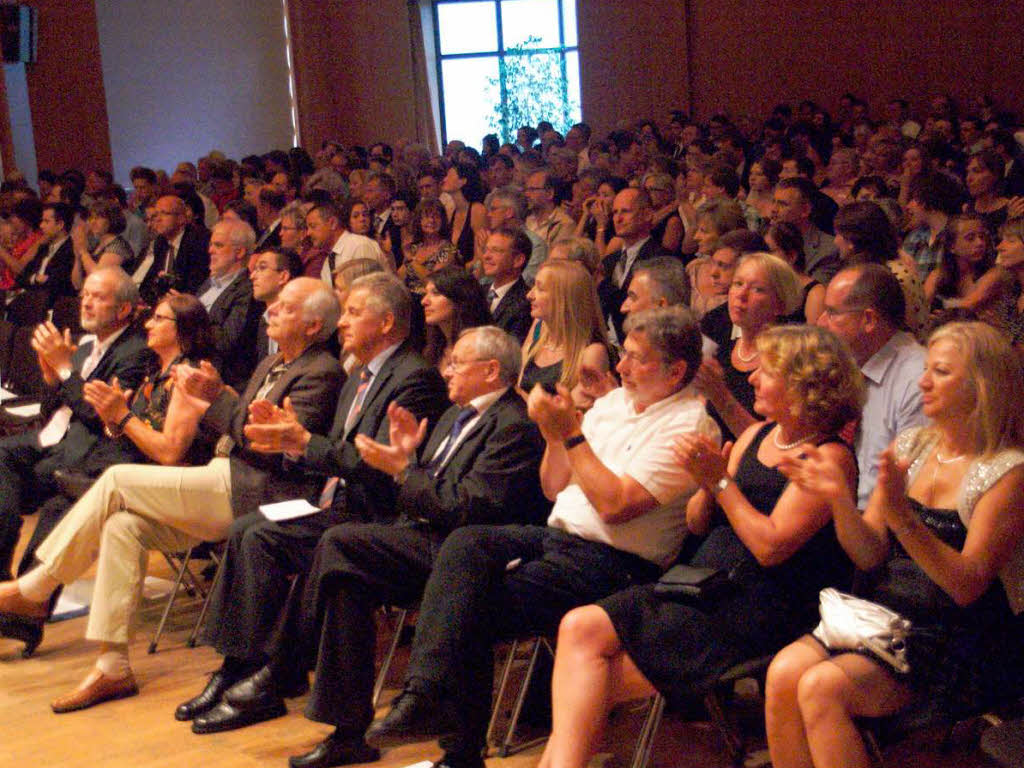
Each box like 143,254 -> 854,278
35,458 -> 234,644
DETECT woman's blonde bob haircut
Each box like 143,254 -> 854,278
756,324 -> 865,436
925,321 -> 1024,456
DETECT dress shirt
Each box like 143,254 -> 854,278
426,386 -> 507,471
198,267 -> 245,311
33,235 -> 69,284
341,341 -> 401,432
486,279 -> 516,314
613,236 -> 652,289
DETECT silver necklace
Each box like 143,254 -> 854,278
773,427 -> 817,451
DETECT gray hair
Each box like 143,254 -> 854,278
459,325 -> 521,386
349,272 -> 412,338
301,281 -> 342,344
633,256 -> 690,306
486,185 -> 528,222
216,217 -> 256,253
280,200 -> 307,229
623,305 -> 702,389
550,236 -> 600,275
90,266 -> 139,308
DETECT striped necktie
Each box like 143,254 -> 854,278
344,367 -> 373,432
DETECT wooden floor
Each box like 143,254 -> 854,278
0,517 -> 1003,768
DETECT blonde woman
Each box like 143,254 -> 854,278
520,259 -> 611,396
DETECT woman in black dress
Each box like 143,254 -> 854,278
538,325 -> 863,768
765,321 -> 1024,768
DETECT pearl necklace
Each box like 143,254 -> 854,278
735,339 -> 758,363
773,427 -> 818,451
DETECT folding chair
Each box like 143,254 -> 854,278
486,634 -> 555,757
373,606 -> 413,708
148,542 -> 224,653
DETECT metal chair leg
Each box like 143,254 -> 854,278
373,607 -> 410,708
486,639 -> 521,748
186,549 -> 224,648
149,548 -> 195,654
629,694 -> 665,768
498,637 -> 554,757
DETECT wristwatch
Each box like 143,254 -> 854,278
564,434 -> 587,450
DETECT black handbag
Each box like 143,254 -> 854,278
653,564 -> 736,604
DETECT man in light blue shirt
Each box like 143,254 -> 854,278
818,264 -> 926,508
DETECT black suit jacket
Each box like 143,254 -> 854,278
201,343 -> 345,518
398,388 -> 549,531
303,339 -> 449,521
37,324 -> 154,473
254,221 -> 282,251
598,237 -> 671,340
491,277 -> 532,344
140,224 -> 211,304
198,269 -> 263,390
17,237 -> 75,298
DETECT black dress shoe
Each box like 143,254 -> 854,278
0,612 -> 44,658
364,691 -> 457,748
288,734 -> 380,768
224,665 -> 308,709
190,699 -> 286,734
431,752 -> 485,768
175,669 -> 237,721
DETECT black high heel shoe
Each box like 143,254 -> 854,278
0,612 -> 44,657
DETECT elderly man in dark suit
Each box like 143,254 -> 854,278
196,218 -> 262,390
0,277 -> 344,711
139,194 -> 211,305
597,188 -> 670,341
481,226 -> 532,343
0,266 -> 152,580
177,273 -> 448,730
191,327 -> 548,764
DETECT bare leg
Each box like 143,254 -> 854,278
765,635 -> 829,768
797,653 -> 914,768
542,605 -> 657,768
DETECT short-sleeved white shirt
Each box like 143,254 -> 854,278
547,385 -> 719,569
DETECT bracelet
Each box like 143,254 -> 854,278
564,434 -> 587,450
107,411 -> 134,437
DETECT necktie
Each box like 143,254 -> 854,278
164,243 -> 176,273
487,287 -> 498,311
344,367 -> 372,432
317,475 -> 342,509
612,249 -> 630,288
427,406 -> 477,472
254,360 -> 288,401
38,342 -> 105,448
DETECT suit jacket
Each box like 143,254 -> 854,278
17,237 -> 75,298
598,237 -> 671,340
398,389 -> 549,531
140,224 -> 211,304
256,315 -> 271,361
491,277 -> 532,344
254,221 -> 282,251
37,324 -> 154,473
303,339 -> 449,521
199,269 -> 263,391
803,224 -> 842,286
201,342 -> 345,518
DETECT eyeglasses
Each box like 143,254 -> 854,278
251,262 -> 284,273
820,305 -> 865,318
150,313 -> 177,323
445,357 -> 488,371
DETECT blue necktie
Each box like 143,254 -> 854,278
427,406 -> 477,472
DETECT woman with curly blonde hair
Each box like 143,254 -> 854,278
537,324 -> 863,768
520,259 -> 611,394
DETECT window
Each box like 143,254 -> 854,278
433,0 -> 581,147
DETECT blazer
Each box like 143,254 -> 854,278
303,339 -> 449,521
254,221 -> 282,251
491,277 -> 532,344
397,388 -> 549,531
201,342 -> 345,518
198,269 -> 263,391
598,237 -> 671,340
37,324 -> 154,472
140,224 -> 211,304
17,236 -> 75,298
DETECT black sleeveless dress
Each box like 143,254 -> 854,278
705,336 -> 757,443
839,499 -> 1024,712
600,423 -> 852,706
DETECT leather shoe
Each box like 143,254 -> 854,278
223,665 -> 308,709
51,671 -> 139,713
0,583 -> 48,619
191,699 -> 286,734
364,690 -> 457,748
288,734 -> 380,768
174,669 -> 237,721
0,612 -> 44,658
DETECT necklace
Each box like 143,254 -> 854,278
735,339 -> 758,363
935,450 -> 966,464
773,427 -> 817,451
929,446 -> 967,505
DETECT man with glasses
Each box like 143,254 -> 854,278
816,263 -> 925,507
250,246 -> 303,359
524,168 -> 575,250
195,327 -> 547,767
139,194 -> 211,305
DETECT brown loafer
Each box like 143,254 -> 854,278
51,670 -> 139,713
0,583 -> 48,620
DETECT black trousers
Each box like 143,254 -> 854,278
0,431 -> 60,579
271,519 -> 446,736
402,524 -> 661,758
199,505 -> 361,661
